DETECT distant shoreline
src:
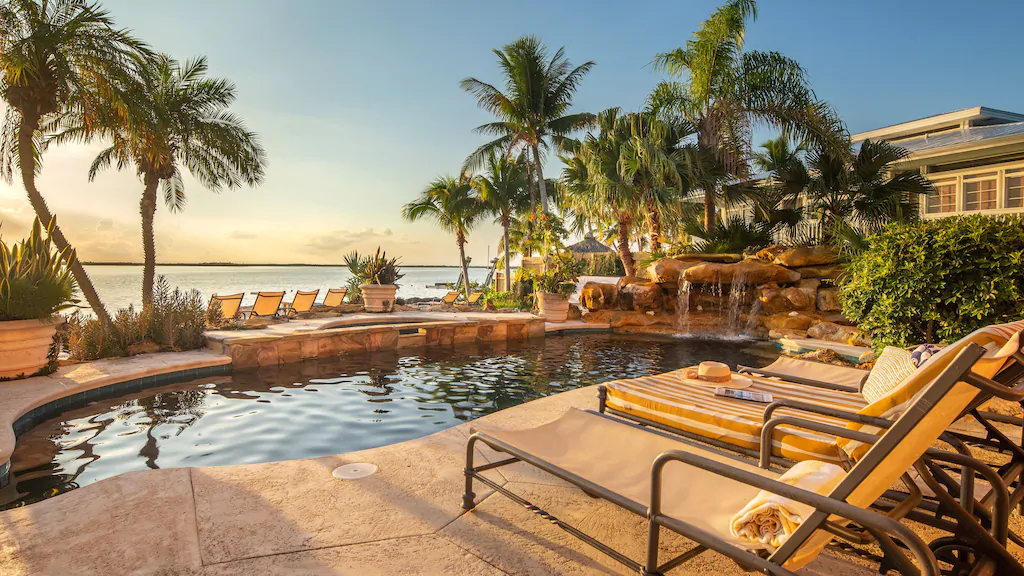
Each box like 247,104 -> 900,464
82,262 -> 490,268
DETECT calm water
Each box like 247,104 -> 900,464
82,265 -> 493,311
2,333 -> 778,509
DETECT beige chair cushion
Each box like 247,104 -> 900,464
860,346 -> 917,404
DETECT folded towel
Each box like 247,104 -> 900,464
730,460 -> 846,551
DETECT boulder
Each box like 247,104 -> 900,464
807,321 -> 871,347
769,328 -> 809,340
647,257 -> 698,284
617,276 -> 645,290
580,281 -> 617,311
762,312 -> 816,332
816,286 -> 841,312
782,286 -> 814,311
793,265 -> 844,280
773,246 -> 838,268
757,282 -> 788,315
683,261 -> 801,286
759,280 -> 818,314
584,310 -> 674,329
756,245 -> 788,262
620,281 -> 663,311
674,253 -> 742,263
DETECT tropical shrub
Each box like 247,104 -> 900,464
345,247 -> 404,285
581,253 -> 624,276
482,290 -> 531,310
0,218 -> 78,321
67,276 -> 208,360
840,215 -> 1024,347
534,252 -> 585,297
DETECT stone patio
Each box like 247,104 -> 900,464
0,384 -> 879,575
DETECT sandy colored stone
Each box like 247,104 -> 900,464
646,257 -> 698,284
199,534 -> 504,575
190,426 -> 502,564
773,246 -> 838,268
231,344 -> 259,367
299,338 -> 318,359
317,337 -> 341,356
763,312 -> 817,331
580,281 -> 617,311
817,286 -> 841,312
0,469 -> 201,576
794,265 -> 845,280
683,261 -> 800,285
807,321 -> 871,347
755,245 -> 788,262
675,252 -> 742,263
277,340 -> 302,364
618,281 -> 663,311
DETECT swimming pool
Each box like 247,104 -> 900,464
2,333 -> 779,509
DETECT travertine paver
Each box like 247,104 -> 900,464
0,382 -> 883,575
190,426 -> 503,565
198,534 -> 506,575
0,468 -> 201,576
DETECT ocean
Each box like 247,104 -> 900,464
81,265 -> 493,312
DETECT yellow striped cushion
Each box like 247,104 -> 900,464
605,371 -> 865,464
860,346 -> 916,404
838,321 -> 1024,462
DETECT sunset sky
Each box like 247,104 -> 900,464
0,0 -> 1020,265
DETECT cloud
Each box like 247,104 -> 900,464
96,219 -> 115,231
303,227 -> 398,255
230,230 -> 258,240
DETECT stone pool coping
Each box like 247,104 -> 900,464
0,384 -> 871,575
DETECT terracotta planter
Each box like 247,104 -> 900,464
359,284 -> 398,313
0,318 -> 59,380
536,292 -> 569,322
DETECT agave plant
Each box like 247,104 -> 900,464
344,248 -> 404,286
0,217 -> 78,321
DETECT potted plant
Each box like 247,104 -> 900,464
0,218 -> 78,379
345,247 -> 404,313
534,251 -> 583,322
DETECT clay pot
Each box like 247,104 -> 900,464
0,318 -> 59,380
359,284 -> 398,313
536,292 -> 569,322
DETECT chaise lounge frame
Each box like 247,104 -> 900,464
463,343 -> 1024,575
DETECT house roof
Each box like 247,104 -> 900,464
891,121 -> 1024,155
567,235 -> 614,254
852,106 -> 1024,143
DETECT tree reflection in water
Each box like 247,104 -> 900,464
3,333 -> 776,509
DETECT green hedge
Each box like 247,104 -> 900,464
840,215 -> 1024,347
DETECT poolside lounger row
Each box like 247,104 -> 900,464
466,322 -> 1024,575
441,290 -> 484,305
209,287 -> 350,320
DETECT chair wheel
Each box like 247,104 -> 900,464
929,536 -> 978,576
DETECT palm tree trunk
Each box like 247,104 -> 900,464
532,143 -> 548,213
524,152 -> 536,214
18,115 -> 114,329
457,232 -> 471,299
646,195 -> 663,250
703,191 -> 716,236
140,172 -> 159,310
502,214 -> 511,292
616,217 -> 635,277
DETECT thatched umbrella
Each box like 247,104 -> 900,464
566,235 -> 614,259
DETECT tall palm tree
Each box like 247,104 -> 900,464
772,139 -> 932,249
649,0 -> 846,236
0,0 -> 150,328
461,35 -> 595,214
471,151 -> 527,292
53,54 -> 267,308
402,175 -> 483,299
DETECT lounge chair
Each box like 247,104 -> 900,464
208,293 -> 244,320
467,291 -> 484,305
598,321 -> 1024,466
465,338 -> 1024,575
283,289 -> 319,315
322,288 -> 348,308
240,291 -> 286,319
441,290 -> 461,305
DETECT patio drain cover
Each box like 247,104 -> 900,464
332,463 -> 378,480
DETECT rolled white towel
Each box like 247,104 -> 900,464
730,460 -> 846,551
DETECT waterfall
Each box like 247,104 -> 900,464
676,280 -> 692,332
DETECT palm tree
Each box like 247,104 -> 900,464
471,151 -> 527,292
53,54 -> 267,308
0,0 -> 150,328
461,35 -> 595,214
772,139 -> 933,249
649,0 -> 847,236
402,175 -> 483,299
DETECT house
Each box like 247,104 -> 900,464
853,106 -> 1024,218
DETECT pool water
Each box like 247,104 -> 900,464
1,333 -> 779,509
